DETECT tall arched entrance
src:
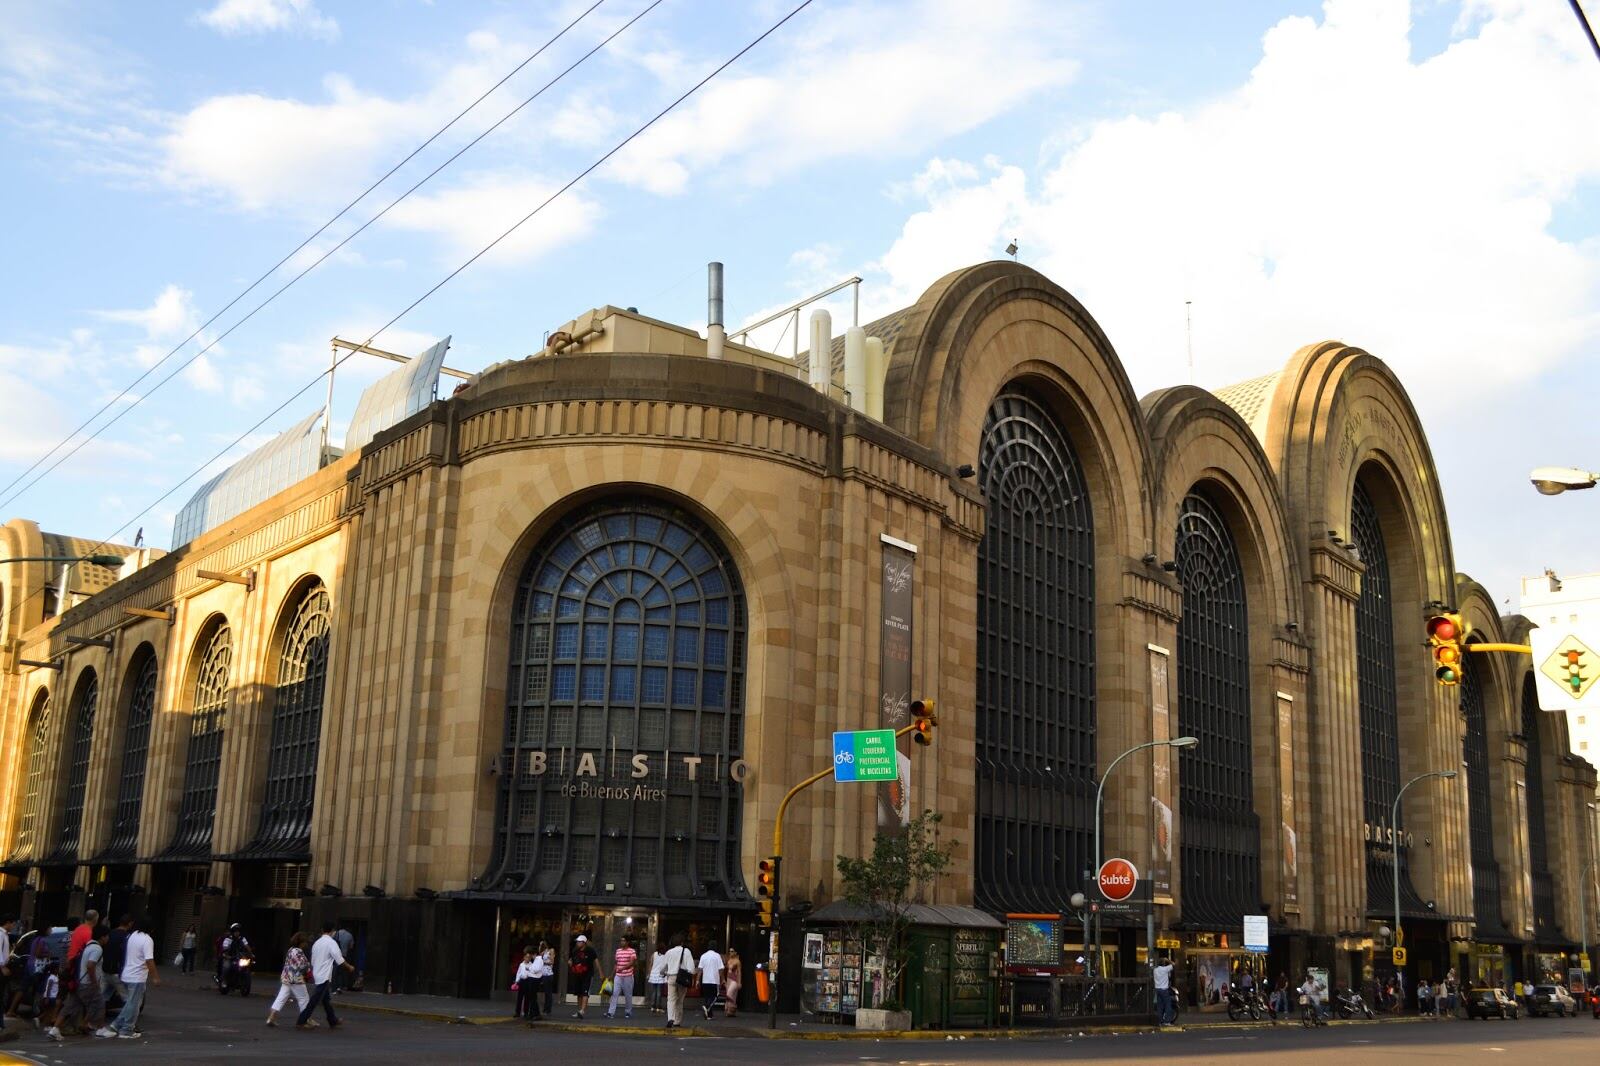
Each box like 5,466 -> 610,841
1173,490 -> 1260,930
477,498 -> 751,988
973,383 -> 1096,917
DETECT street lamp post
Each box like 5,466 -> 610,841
1090,736 -> 1198,979
1391,769 -> 1458,968
1581,860 -> 1597,983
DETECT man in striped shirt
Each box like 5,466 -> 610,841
606,938 -> 637,1019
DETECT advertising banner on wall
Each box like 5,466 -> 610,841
1148,644 -> 1173,904
1277,692 -> 1299,912
877,535 -> 917,833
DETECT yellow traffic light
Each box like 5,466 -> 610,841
757,856 -> 780,928
911,698 -> 938,746
1426,613 -> 1466,687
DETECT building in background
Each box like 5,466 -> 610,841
1,261 -> 1595,1009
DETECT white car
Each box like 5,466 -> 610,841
1528,984 -> 1577,1017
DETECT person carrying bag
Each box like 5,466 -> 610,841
663,933 -> 694,1030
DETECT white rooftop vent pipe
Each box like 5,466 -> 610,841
844,327 -> 867,413
707,261 -> 725,360
808,309 -> 832,391
864,335 -> 885,420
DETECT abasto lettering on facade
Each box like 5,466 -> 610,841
515,748 -> 751,804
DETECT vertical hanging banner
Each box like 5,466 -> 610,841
877,535 -> 917,833
1277,692 -> 1298,913
1148,644 -> 1173,904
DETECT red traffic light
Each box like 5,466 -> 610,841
1426,615 -> 1458,642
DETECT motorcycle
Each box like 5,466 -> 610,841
1227,982 -> 1264,1021
216,954 -> 254,996
1332,987 -> 1375,1019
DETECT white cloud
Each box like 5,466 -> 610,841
183,354 -> 224,393
197,0 -> 339,42
606,0 -> 1084,195
94,284 -> 200,340
381,171 -> 601,266
863,0 -> 1600,400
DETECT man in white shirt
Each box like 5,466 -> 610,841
99,916 -> 156,1039
697,942 -> 725,1020
662,933 -> 694,1030
1152,956 -> 1175,1025
297,922 -> 354,1030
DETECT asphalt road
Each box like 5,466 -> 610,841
0,985 -> 1595,1065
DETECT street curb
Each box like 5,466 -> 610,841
332,999 -> 1436,1039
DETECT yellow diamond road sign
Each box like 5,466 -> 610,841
1539,635 -> 1598,702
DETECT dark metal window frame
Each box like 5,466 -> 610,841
1350,482 -> 1429,917
51,670 -> 99,862
1175,490 -> 1261,928
243,583 -> 331,859
11,692 -> 51,861
1521,673 -> 1557,941
165,623 -> 232,858
481,500 -> 749,902
975,384 -> 1096,914
1461,649 -> 1508,937
102,650 -> 158,861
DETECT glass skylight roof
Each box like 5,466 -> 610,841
172,410 -> 325,547
344,336 -> 451,451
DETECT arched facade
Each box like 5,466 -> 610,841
0,261 -> 1591,1002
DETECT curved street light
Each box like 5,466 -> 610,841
1088,735 -> 1199,978
0,553 -> 127,568
1530,467 -> 1599,496
1390,769 -> 1458,965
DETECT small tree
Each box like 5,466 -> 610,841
836,811 -> 955,1010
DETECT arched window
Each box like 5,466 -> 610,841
1461,649 -> 1508,937
166,622 -> 231,857
482,500 -> 748,901
974,384 -> 1096,913
1521,673 -> 1557,941
51,669 -> 98,861
1350,481 -> 1427,917
103,649 -> 158,860
243,582 -> 331,858
1174,491 -> 1259,927
10,692 -> 50,861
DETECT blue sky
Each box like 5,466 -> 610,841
1,0 -> 1597,608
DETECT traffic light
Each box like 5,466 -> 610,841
1561,647 -> 1588,693
757,857 -> 780,928
1426,613 -> 1466,687
911,698 -> 938,746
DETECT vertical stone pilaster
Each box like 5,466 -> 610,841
1305,544 -> 1364,937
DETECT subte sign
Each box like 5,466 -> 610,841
1098,858 -> 1139,905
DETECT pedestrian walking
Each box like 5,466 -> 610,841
103,915 -> 132,1011
68,912 -> 98,967
567,934 -> 603,1019
36,964 -> 59,1029
0,913 -> 15,1041
296,922 -> 354,1030
333,925 -> 355,993
1417,978 -> 1432,1017
266,933 -> 311,1027
180,927 -> 197,974
647,941 -> 668,1014
98,915 -> 156,1039
514,946 -> 540,1021
1443,968 -> 1458,1017
48,924 -> 108,1040
606,937 -> 637,1019
723,948 -> 742,1017
697,942 -> 724,1020
662,933 -> 694,1030
539,941 -> 555,1017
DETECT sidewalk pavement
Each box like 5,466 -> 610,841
324,989 -> 1436,1040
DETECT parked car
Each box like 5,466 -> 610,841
1528,984 -> 1576,1017
1466,987 -> 1522,1020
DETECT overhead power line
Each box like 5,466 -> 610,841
10,0 -> 818,629
1572,1 -> 1600,63
0,0 -> 607,511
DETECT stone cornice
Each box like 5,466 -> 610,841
1309,543 -> 1363,603
1121,566 -> 1183,623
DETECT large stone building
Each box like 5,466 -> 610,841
1,261 -> 1595,1004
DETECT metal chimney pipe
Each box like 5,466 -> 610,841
707,261 -> 725,360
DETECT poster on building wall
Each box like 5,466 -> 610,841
877,535 -> 917,833
1148,645 -> 1173,903
1277,693 -> 1299,912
